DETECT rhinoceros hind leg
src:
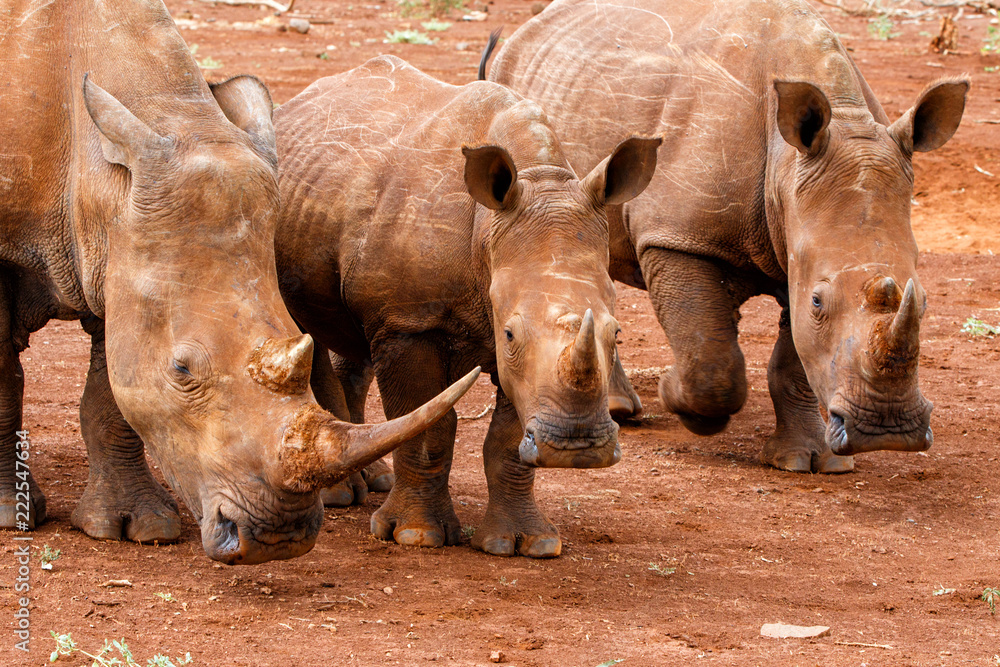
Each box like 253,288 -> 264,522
760,308 -> 854,474
640,248 -> 750,434
608,350 -> 642,422
369,342 -> 460,548
328,354 -> 395,493
71,317 -> 180,542
472,390 -> 560,558
0,283 -> 46,529
312,346 -> 385,506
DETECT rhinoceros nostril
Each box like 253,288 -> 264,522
212,511 -> 241,560
827,412 -> 849,452
518,429 -> 539,467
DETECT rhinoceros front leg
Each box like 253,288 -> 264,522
311,348 -> 393,507
608,347 -> 642,421
639,248 -> 750,434
472,388 -> 560,558
369,339 -> 461,548
0,282 -> 46,530
71,316 -> 181,542
761,307 -> 854,474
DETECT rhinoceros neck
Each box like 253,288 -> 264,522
0,0 -> 224,321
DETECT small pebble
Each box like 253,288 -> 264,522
489,650 -> 506,663
383,586 -> 393,595
289,18 -> 310,34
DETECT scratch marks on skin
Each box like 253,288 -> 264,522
9,0 -> 55,29
588,0 -> 674,44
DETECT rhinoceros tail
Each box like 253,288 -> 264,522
477,26 -> 503,81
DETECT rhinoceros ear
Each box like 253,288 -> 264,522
581,136 -> 662,206
462,144 -> 520,210
83,74 -> 169,169
774,81 -> 831,155
210,75 -> 277,165
889,78 -> 969,153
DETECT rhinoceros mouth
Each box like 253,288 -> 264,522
825,395 -> 933,456
518,417 -> 620,468
201,496 -> 322,565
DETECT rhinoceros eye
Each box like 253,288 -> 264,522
505,328 -> 514,342
811,294 -> 822,309
168,342 -> 211,391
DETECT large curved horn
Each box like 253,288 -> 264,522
888,279 -> 921,358
276,367 -> 481,492
248,334 -> 314,394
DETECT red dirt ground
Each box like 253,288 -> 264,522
2,1 -> 999,665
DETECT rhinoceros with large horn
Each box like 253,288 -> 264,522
274,55 -> 660,557
487,0 -> 968,473
0,0 -> 477,565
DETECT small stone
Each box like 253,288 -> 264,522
289,18 -> 310,34
455,42 -> 469,51
760,623 -> 830,639
260,586 -> 272,595
383,586 -> 393,595
531,1 -> 547,14
489,650 -> 506,663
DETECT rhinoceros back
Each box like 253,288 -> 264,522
490,0 -> 877,270
274,55 -> 556,338
0,0 -> 220,324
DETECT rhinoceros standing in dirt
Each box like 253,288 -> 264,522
274,55 -> 659,557
0,0 -> 477,565
488,0 -> 968,473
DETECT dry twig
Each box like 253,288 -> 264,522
834,641 -> 895,649
916,0 -> 1000,11
457,403 -> 493,420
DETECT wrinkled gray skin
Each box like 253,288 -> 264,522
490,0 -> 968,473
0,0 -> 477,564
275,56 -> 660,557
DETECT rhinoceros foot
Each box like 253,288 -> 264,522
360,458 -> 395,492
370,487 -> 461,548
760,434 -> 854,474
676,411 -> 731,436
609,354 -> 643,423
608,393 -> 642,423
321,460 -> 394,507
71,472 -> 181,543
0,470 -> 47,530
320,472 -> 369,507
472,510 -> 561,558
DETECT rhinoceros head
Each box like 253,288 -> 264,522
771,76 -> 968,456
82,75 -> 476,564
463,125 -> 660,468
